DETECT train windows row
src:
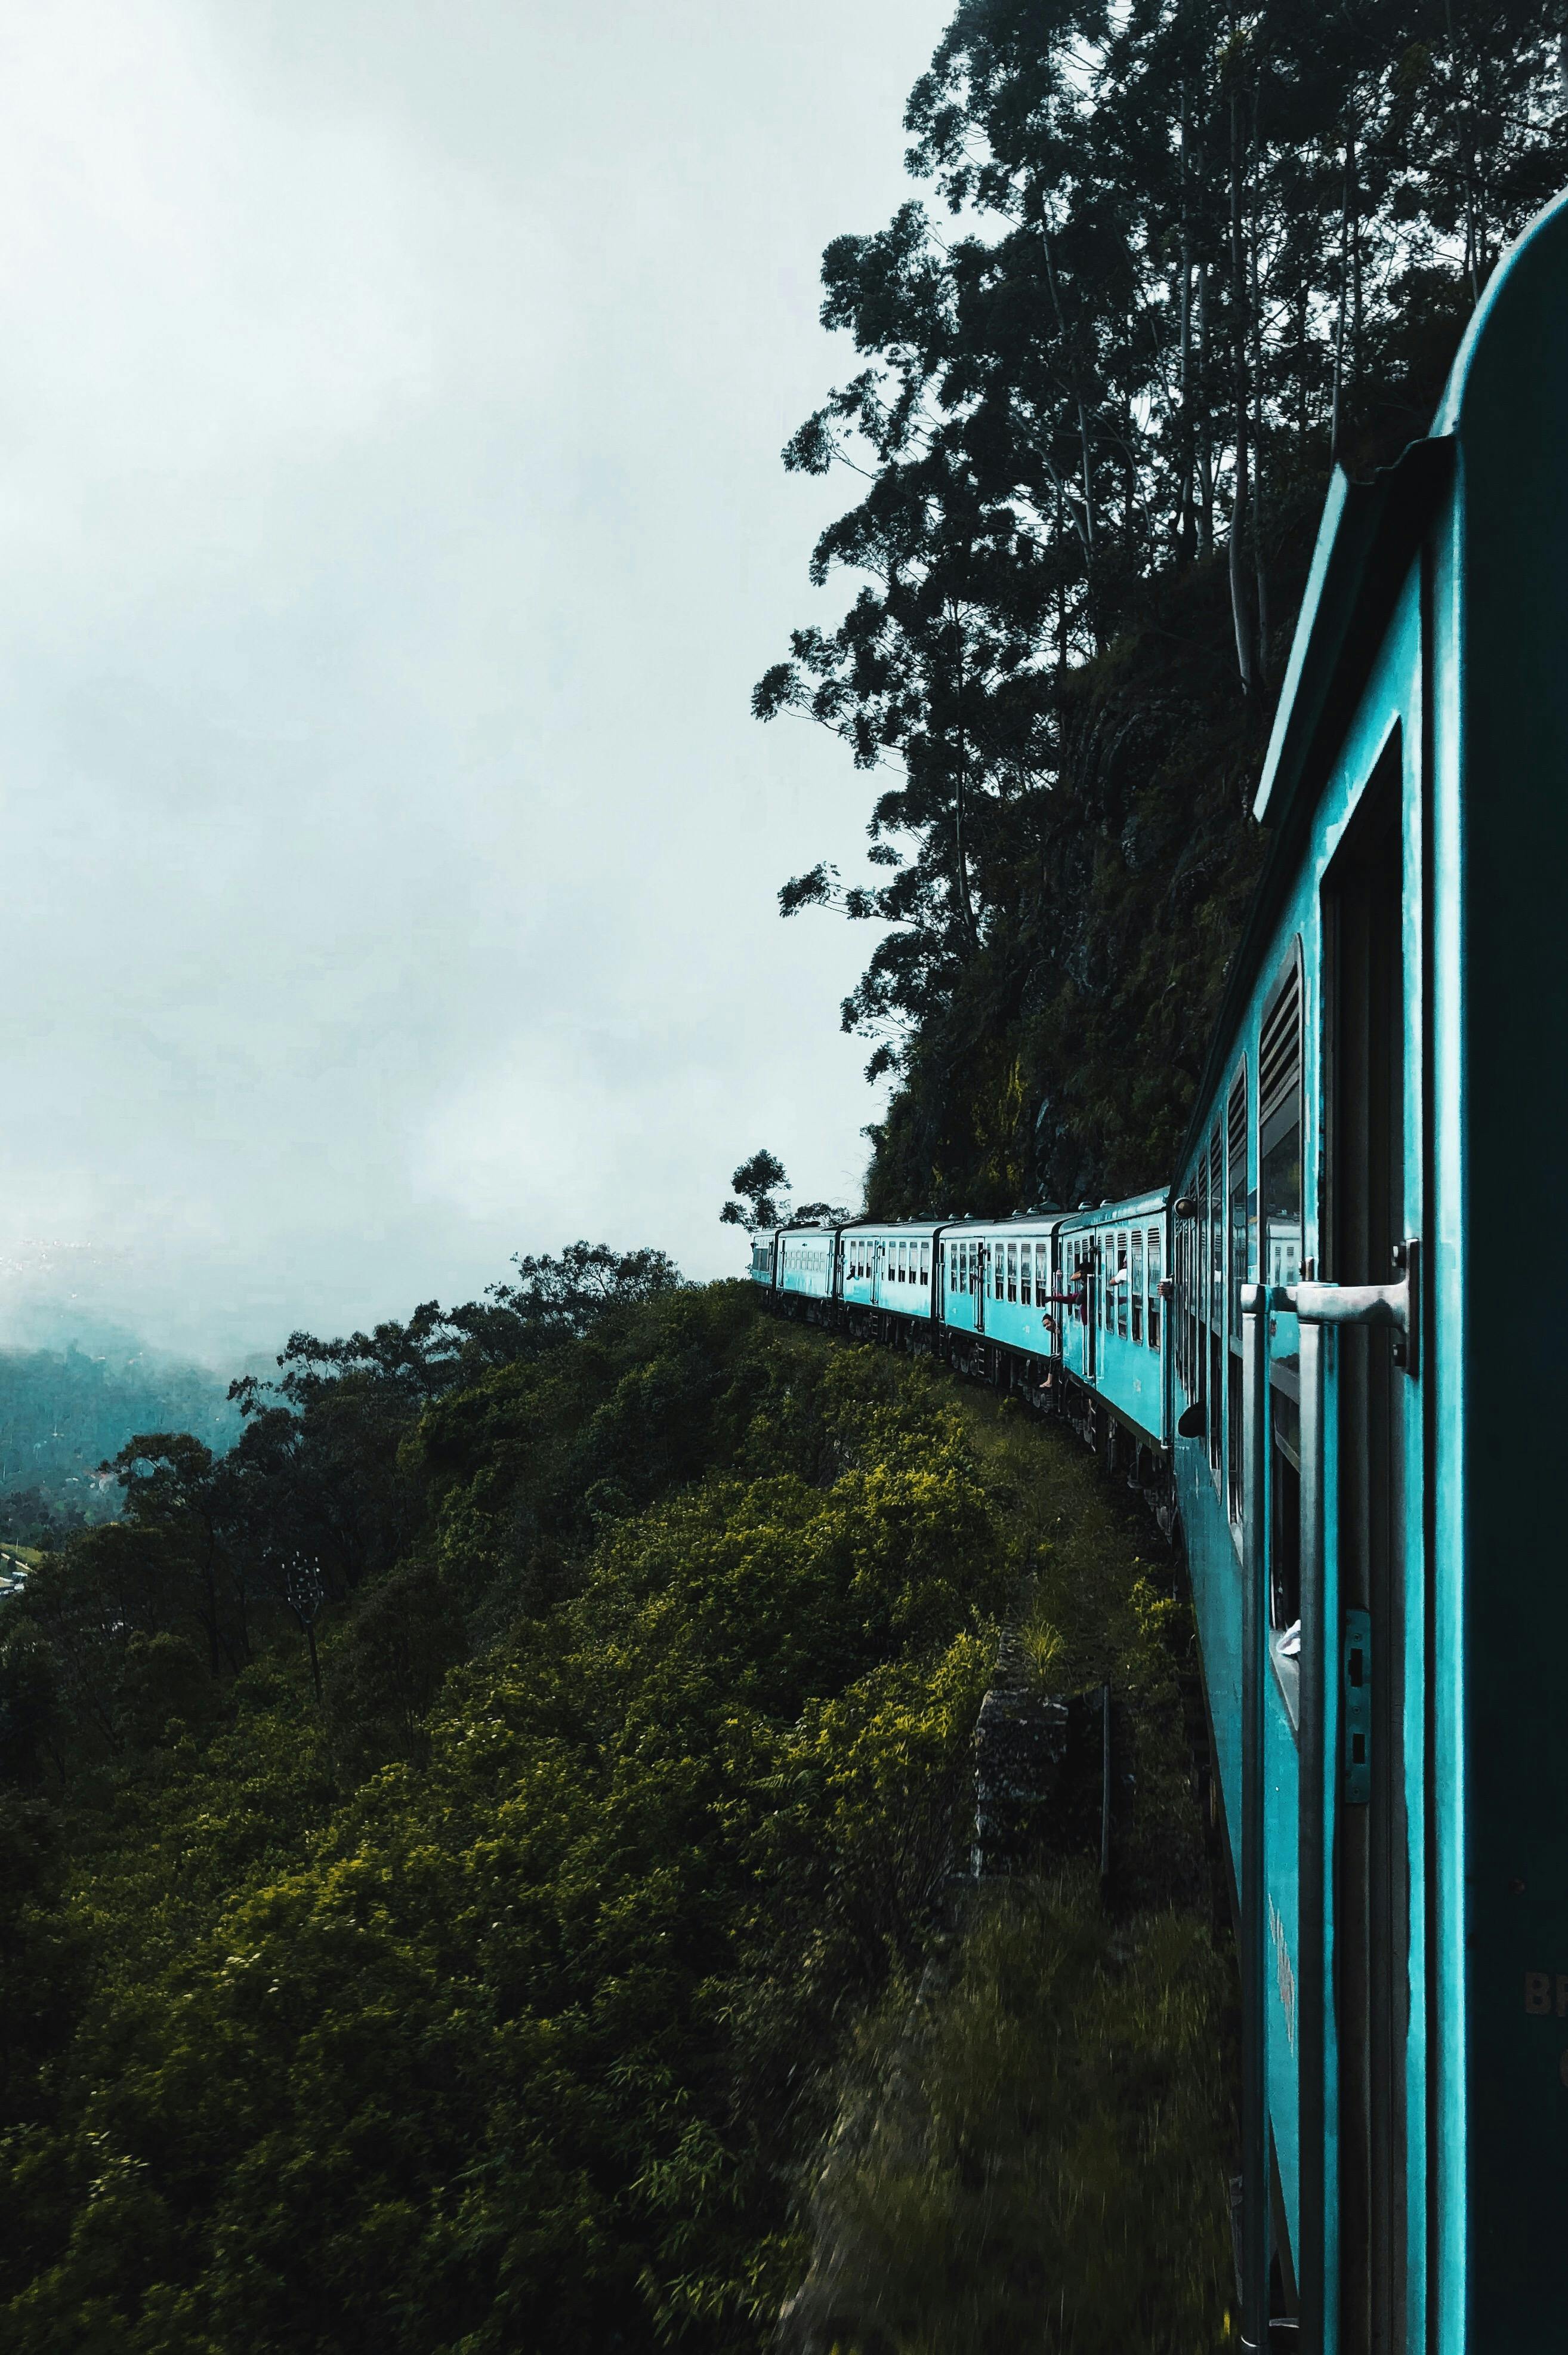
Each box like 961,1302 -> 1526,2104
1174,946 -> 1303,1604
1062,1227 -> 1163,1347
845,1240 -> 930,1286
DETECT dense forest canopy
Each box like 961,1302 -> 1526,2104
758,0 -> 1568,1213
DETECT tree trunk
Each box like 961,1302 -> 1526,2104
1331,134 -> 1353,460
1178,84 -> 1195,560
1228,82 -> 1256,695
1250,83 -> 1268,680
1197,266 -> 1214,556
949,608 -> 980,952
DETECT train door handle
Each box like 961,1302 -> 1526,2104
1242,1236 -> 1419,1376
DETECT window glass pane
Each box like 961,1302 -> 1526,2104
1131,1229 -> 1144,1342
1230,1102 -> 1251,1344
1147,1227 -> 1162,1349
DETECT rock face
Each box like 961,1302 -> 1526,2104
972,1630 -> 1114,1881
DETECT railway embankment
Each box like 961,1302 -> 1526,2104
0,1281 -> 1234,2351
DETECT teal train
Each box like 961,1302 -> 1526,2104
746,187 -> 1568,2355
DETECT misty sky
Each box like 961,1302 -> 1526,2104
0,0 -> 959,1363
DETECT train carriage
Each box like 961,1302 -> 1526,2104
774,1223 -> 835,1303
747,184 -> 1568,2355
1055,1191 -> 1169,1451
940,1216 -> 1066,1372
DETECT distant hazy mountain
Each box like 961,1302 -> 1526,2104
0,1334 -> 241,1541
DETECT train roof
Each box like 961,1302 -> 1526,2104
1055,1188 -> 1169,1231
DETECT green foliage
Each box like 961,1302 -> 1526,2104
721,1148 -> 792,1233
783,1876 -> 1234,2355
0,1284 -> 1232,2350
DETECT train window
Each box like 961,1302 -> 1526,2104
1228,1068 -> 1249,1524
1177,1203 -> 1190,1387
1260,954 -> 1303,1626
1131,1229 -> 1144,1342
1147,1228 -> 1161,1349
1007,1242 -> 1017,1301
1208,1126 -> 1224,1478
1020,1245 -> 1032,1306
1115,1233 -> 1128,1336
995,1248 -> 1005,1300
921,1241 -> 930,1286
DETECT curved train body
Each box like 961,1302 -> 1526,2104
747,190 -> 1568,2353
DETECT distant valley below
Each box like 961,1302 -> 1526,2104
0,1332 -> 241,1546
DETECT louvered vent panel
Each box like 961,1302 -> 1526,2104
1227,1069 -> 1248,1164
1258,968 -> 1301,1123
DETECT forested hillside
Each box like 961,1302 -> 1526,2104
758,0 -> 1568,1212
0,1256 -> 1231,2351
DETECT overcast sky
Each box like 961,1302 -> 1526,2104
0,0 -> 959,1363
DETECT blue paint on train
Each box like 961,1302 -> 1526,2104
747,187 -> 1568,2354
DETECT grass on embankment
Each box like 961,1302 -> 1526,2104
780,1353 -> 1237,2354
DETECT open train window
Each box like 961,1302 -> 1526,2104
1147,1227 -> 1161,1349
1131,1229 -> 1144,1342
1006,1243 -> 1017,1302
1260,949 -> 1304,1629
1020,1246 -> 1032,1306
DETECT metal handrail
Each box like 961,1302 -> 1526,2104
1240,1237 -> 1418,1371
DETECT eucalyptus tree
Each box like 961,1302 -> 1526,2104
758,0 -> 1568,1197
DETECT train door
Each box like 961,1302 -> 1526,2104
1320,760 -> 1415,2355
975,1242 -> 986,1334
1242,751 -> 1421,2354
